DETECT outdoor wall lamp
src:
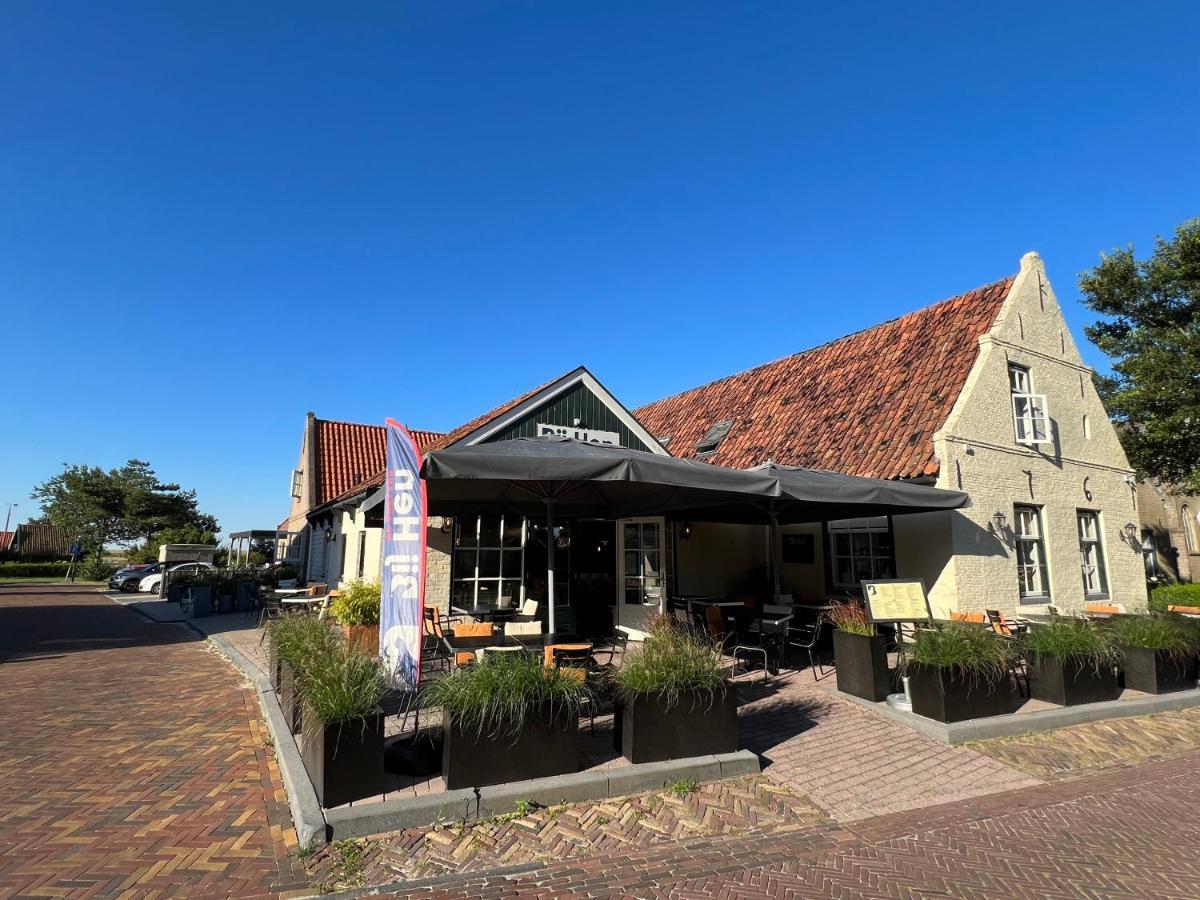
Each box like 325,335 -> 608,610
440,516 -> 454,535
1123,522 -> 1139,543
987,511 -> 1007,537
678,522 -> 692,540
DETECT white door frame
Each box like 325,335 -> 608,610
616,517 -> 666,632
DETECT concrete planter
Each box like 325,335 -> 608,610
442,709 -> 580,790
1026,654 -> 1119,706
279,661 -> 303,735
833,630 -> 891,702
1121,646 -> 1199,694
620,687 -> 738,764
342,624 -> 380,656
908,666 -> 1013,723
301,712 -> 385,808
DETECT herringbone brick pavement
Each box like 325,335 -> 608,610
306,777 -> 826,891
972,706 -> 1200,780
371,751 -> 1200,898
0,585 -> 308,898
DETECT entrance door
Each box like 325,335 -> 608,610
617,518 -> 665,633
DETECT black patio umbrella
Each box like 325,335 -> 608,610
421,437 -> 783,630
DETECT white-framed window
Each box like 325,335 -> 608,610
451,515 -> 526,609
1008,363 -> 1050,445
290,469 -> 303,499
1183,505 -> 1196,554
829,517 -> 895,588
1014,505 -> 1051,600
1077,510 -> 1108,596
356,531 -> 367,579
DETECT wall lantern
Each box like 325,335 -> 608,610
991,511 -> 1007,533
678,522 -> 693,540
1123,522 -> 1139,542
440,516 -> 454,535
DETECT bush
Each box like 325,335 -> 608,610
1110,615 -> 1200,663
1020,618 -> 1117,673
0,561 -> 71,578
329,580 -> 381,626
1150,583 -> 1200,612
424,651 -> 590,741
824,600 -> 876,637
613,618 -> 726,707
906,623 -> 1013,685
78,558 -> 118,581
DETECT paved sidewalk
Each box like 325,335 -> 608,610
0,584 -> 307,898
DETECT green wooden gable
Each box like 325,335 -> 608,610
485,379 -> 654,452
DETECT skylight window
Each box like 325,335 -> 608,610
695,419 -> 733,457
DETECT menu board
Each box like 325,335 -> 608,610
862,579 -> 932,623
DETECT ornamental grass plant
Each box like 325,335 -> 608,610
613,617 -> 725,709
824,600 -> 876,636
1020,618 -> 1117,674
1110,614 -> 1200,663
906,622 -> 1013,685
423,650 -> 590,741
266,613 -> 341,680
300,646 -> 386,726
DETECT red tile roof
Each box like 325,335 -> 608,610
313,419 -> 444,506
0,531 -> 13,552
634,276 -> 1015,480
12,523 -> 69,557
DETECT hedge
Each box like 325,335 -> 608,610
1150,583 -> 1200,612
0,561 -> 72,578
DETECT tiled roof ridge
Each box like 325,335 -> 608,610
638,274 -> 1015,414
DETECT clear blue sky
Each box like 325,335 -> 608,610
2,1 -> 1198,538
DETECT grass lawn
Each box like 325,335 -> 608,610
0,578 -> 106,585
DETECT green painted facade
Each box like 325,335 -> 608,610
485,380 -> 654,452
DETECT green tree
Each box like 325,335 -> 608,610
1081,218 -> 1200,491
32,460 -> 219,560
124,524 -> 219,564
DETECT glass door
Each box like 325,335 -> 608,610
617,518 -> 665,633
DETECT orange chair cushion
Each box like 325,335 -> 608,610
1168,605 -> 1200,615
951,611 -> 986,624
544,643 -> 593,668
1084,603 -> 1120,615
454,622 -> 493,638
455,651 -> 476,667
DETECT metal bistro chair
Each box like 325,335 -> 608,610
985,609 -> 1029,697
784,617 -> 826,680
256,595 -> 285,644
592,629 -> 628,669
729,609 -> 771,682
552,645 -> 597,735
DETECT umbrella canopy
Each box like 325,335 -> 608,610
752,462 -> 969,524
421,436 -> 783,522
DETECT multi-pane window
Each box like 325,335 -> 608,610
1077,510 -> 1108,596
356,531 -> 367,579
452,515 -> 526,609
1008,363 -> 1050,445
290,469 -> 303,499
621,520 -> 663,606
829,517 -> 895,588
1014,505 -> 1050,600
1183,505 -> 1196,554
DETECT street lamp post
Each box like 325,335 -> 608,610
3,502 -> 16,535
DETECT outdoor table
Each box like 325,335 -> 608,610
451,605 -> 518,622
280,595 -> 324,612
506,631 -> 588,650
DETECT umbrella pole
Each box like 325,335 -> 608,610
546,498 -> 556,634
770,512 -> 782,604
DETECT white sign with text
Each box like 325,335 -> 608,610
537,423 -> 621,445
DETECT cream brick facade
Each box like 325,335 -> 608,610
1136,480 -> 1200,584
902,252 -> 1147,617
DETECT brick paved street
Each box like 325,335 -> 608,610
0,584 -> 307,898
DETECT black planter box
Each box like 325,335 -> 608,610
302,712 -> 385,808
181,585 -> 214,617
267,645 -> 283,693
279,661 -> 303,735
833,630 -> 891,702
442,710 -> 580,789
621,687 -> 738,764
908,667 -> 1013,723
1122,646 -> 1199,694
1026,654 -> 1119,706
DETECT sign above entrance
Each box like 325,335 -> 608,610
862,579 -> 932,623
537,423 -> 621,446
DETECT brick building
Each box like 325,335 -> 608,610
283,252 -> 1146,624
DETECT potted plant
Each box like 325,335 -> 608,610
299,644 -> 386,807
1111,615 -> 1200,694
1020,618 -> 1119,706
329,580 -> 381,656
827,600 -> 890,701
905,623 -> 1014,723
424,651 -> 589,789
266,615 -> 339,734
613,618 -> 735,763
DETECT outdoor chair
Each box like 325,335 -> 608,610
514,599 -> 540,622
1083,602 -> 1126,617
784,619 -> 826,681
729,612 -> 771,682
551,646 -> 597,734
450,621 -> 493,668
985,609 -> 1028,637
592,629 -> 628,668
422,607 -> 453,673
951,611 -> 987,624
256,595 -> 285,642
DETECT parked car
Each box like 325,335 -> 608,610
108,563 -> 158,593
138,561 -> 215,594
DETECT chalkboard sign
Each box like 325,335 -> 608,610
862,579 -> 932,623
781,533 -> 815,565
